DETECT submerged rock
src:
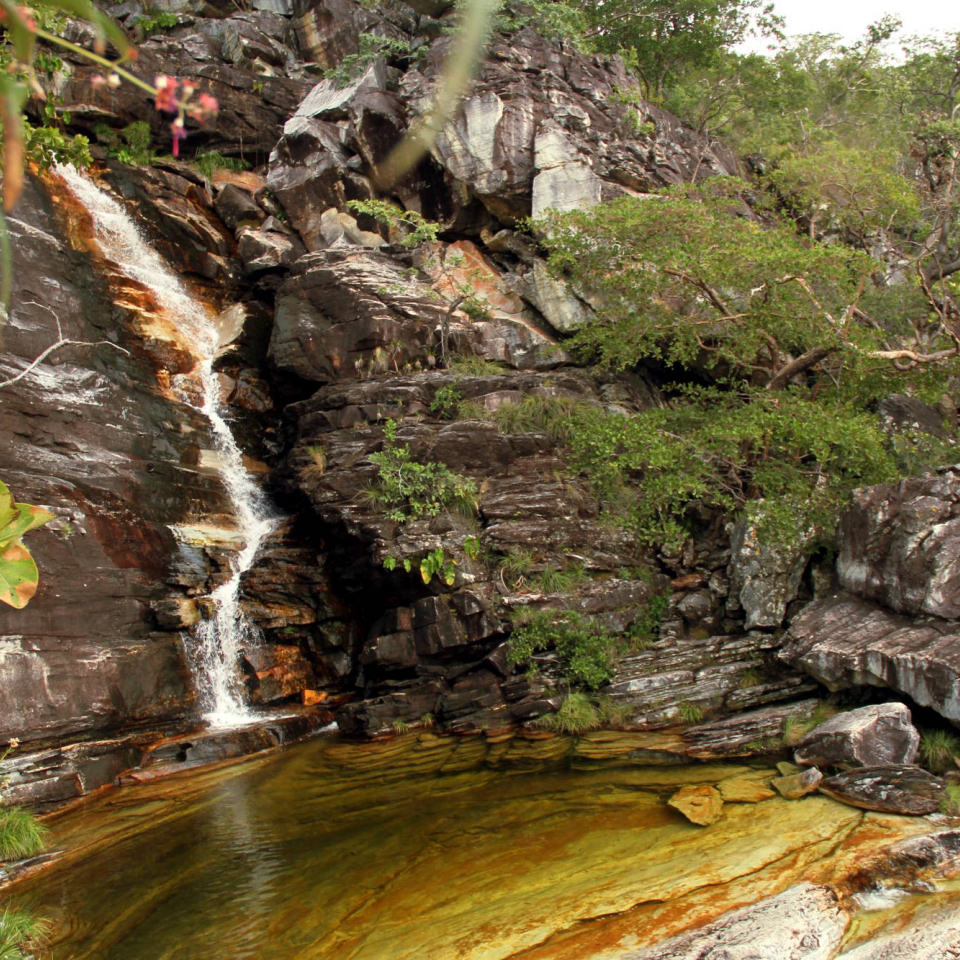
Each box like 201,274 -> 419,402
794,703 -> 920,769
820,765 -> 945,815
717,776 -> 777,803
667,784 -> 724,825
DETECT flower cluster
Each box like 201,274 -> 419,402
154,74 -> 218,156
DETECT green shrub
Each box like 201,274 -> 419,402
368,420 -> 477,522
347,199 -> 439,248
507,609 -> 617,689
429,383 -> 463,420
0,907 -> 48,960
623,591 -> 670,652
940,783 -> 960,817
677,700 -> 704,724
24,123 -> 92,170
537,692 -> 601,734
134,11 -> 179,37
488,394 -> 582,444
192,150 -> 251,182
324,32 -> 416,88
499,549 -> 535,588
532,564 -> 586,594
448,356 -> 508,376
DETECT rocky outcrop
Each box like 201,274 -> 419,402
779,597 -> 960,721
622,883 -> 849,960
0,178 -> 202,746
837,467 -> 960,621
56,9 -> 313,160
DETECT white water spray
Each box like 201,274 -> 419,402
57,165 -> 275,727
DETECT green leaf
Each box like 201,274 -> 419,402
0,502 -> 54,549
0,480 -> 14,527
0,540 -> 40,609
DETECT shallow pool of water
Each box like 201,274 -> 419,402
6,732 -> 935,959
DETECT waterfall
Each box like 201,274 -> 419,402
56,164 -> 276,728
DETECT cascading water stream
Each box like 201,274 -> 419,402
56,164 -> 275,727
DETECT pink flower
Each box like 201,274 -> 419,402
170,117 -> 187,157
90,74 -> 107,89
154,74 -> 179,113
187,91 -> 218,122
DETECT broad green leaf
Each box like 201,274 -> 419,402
0,502 -> 54,549
0,541 -> 39,609
0,480 -> 14,528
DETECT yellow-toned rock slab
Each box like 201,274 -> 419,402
718,776 -> 777,803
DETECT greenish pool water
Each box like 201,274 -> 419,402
4,732 -> 936,959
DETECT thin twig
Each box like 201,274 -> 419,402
0,302 -> 130,388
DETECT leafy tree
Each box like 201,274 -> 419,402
504,0 -> 781,100
533,180 -> 957,546
584,0 -> 782,100
764,142 -> 921,243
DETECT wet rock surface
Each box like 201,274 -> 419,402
819,765 -> 946,815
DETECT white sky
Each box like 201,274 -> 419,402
738,0 -> 960,54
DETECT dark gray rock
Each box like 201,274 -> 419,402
819,765 -> 945,815
794,702 -> 920,769
727,514 -> 818,630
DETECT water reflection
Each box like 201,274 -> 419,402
7,734 -> 944,960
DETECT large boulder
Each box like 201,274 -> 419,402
819,765 -> 946,815
793,703 -> 920,769
726,514 -> 818,630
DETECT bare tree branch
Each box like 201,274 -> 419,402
0,301 -> 130,389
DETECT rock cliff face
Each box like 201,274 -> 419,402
1,0 -> 957,800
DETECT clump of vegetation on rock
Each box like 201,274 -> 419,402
919,728 -> 960,774
508,609 -> 618,690
347,199 -> 439,248
0,805 -> 47,861
368,420 -> 477,523
0,906 -> 49,960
